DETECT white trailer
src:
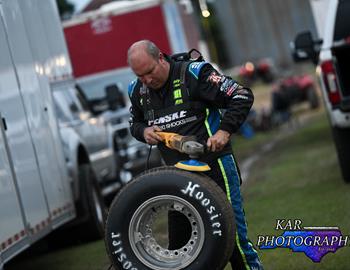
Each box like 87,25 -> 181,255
0,0 -> 76,268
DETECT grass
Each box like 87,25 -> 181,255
231,128 -> 278,161
224,112 -> 350,270
6,239 -> 110,270
7,111 -> 350,270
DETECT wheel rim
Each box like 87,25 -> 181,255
128,195 -> 205,270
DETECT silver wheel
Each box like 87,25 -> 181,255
128,195 -> 205,270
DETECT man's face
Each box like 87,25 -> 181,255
129,52 -> 168,89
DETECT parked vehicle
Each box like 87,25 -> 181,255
258,59 -> 275,82
292,0 -> 350,182
271,74 -> 319,110
75,82 -> 162,180
0,0 -> 80,268
238,58 -> 276,86
52,80 -> 122,198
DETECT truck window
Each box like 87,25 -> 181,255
64,88 -> 85,119
334,0 -> 350,41
81,85 -> 106,100
53,89 -> 83,121
53,99 -> 70,123
74,87 -> 90,111
53,91 -> 75,122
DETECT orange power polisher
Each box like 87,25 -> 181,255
156,132 -> 211,172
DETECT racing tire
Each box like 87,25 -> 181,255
79,164 -> 107,240
105,166 -> 235,270
332,127 -> 350,183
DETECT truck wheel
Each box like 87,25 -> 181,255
332,127 -> 350,183
105,167 -> 235,270
79,164 -> 107,240
307,87 -> 319,109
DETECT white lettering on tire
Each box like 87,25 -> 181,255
181,181 -> 222,236
110,232 -> 138,270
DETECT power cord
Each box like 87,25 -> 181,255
146,145 -> 153,170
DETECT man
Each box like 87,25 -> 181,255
127,40 -> 263,270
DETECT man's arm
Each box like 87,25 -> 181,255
128,81 -> 148,143
189,63 -> 254,151
128,81 -> 163,144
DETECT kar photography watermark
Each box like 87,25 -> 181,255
256,219 -> 349,262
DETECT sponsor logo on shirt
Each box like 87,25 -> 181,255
220,79 -> 241,97
207,71 -> 225,85
232,95 -> 249,100
148,110 -> 197,130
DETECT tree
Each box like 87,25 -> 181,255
56,0 -> 75,19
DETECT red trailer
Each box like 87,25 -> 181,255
63,0 -> 202,94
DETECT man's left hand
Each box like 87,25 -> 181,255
207,130 -> 231,152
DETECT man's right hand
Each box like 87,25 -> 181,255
143,125 -> 163,145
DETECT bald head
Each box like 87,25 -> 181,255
127,40 -> 170,89
127,40 -> 160,65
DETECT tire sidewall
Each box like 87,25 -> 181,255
105,168 -> 234,270
80,164 -> 107,239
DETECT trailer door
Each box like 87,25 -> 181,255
0,9 -> 30,264
17,0 -> 74,227
0,0 -> 50,242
